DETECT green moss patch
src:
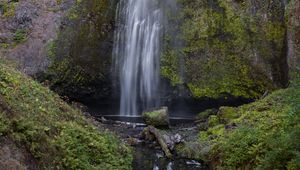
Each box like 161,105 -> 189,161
198,80 -> 300,169
162,0 -> 287,99
0,60 -> 132,169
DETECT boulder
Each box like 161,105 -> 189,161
208,115 -> 219,127
195,108 -> 218,123
217,106 -> 240,123
142,107 -> 169,127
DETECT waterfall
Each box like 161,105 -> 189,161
113,0 -> 165,116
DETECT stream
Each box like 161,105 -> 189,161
96,117 -> 210,170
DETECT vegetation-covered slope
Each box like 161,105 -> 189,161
0,60 -> 132,169
197,80 -> 300,169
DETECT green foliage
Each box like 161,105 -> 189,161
218,106 -> 240,123
0,61 -> 132,169
0,0 -> 18,17
196,109 -> 217,121
161,50 -> 183,86
208,115 -> 219,127
162,0 -> 286,99
0,111 -> 9,136
175,142 -> 208,161
200,82 -> 300,169
54,122 -> 132,169
13,29 -> 28,43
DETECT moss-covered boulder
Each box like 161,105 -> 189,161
175,141 -> 210,162
218,106 -> 240,123
196,108 -> 218,122
142,107 -> 170,128
208,115 -> 219,127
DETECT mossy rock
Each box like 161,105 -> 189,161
142,107 -> 169,128
207,124 -> 225,137
218,106 -> 240,123
208,115 -> 220,127
175,142 -> 210,162
196,109 -> 218,122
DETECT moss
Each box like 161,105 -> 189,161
196,109 -> 218,122
0,43 -> 9,49
0,1 -> 18,17
142,107 -> 169,127
0,60 -> 132,169
13,29 -> 28,44
175,142 -> 209,161
198,80 -> 300,169
0,111 -> 9,136
208,115 -> 219,127
163,0 -> 286,99
218,106 -> 240,123
207,124 -> 225,136
161,50 -> 183,86
144,111 -> 160,119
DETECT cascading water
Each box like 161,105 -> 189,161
113,0 -> 165,116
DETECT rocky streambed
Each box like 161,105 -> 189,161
92,116 -> 210,170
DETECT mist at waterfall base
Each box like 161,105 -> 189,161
84,0 -> 252,122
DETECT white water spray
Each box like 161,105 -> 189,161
113,0 -> 165,116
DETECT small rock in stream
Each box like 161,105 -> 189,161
156,151 -> 164,159
167,162 -> 174,170
153,165 -> 159,170
126,137 -> 141,146
186,160 -> 202,167
172,133 -> 184,144
101,117 -> 107,122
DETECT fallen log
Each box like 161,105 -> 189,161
147,126 -> 172,158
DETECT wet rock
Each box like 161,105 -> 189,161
156,151 -> 164,159
141,127 -> 156,141
175,142 -> 210,161
218,106 -> 240,123
71,101 -> 88,112
172,133 -> 184,144
100,117 -> 107,123
167,162 -> 174,170
126,137 -> 141,146
11,2 -> 39,29
142,107 -> 169,128
197,122 -> 208,131
195,108 -> 218,123
225,123 -> 237,130
162,133 -> 184,151
0,33 -> 13,43
186,160 -> 201,167
162,134 -> 174,150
